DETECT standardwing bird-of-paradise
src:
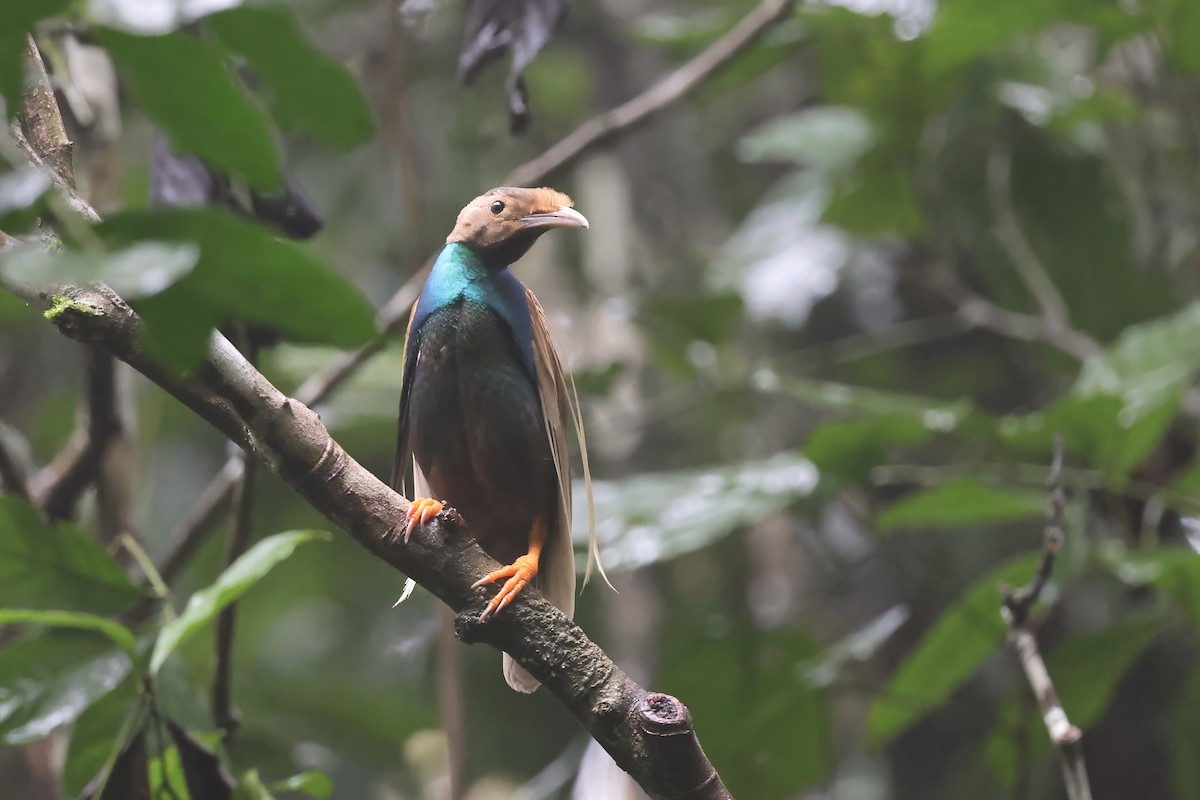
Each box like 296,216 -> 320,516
392,186 -> 607,692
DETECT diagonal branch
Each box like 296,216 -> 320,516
1000,434 -> 1093,800
506,0 -> 796,186
985,149 -> 1073,336
156,0 -> 798,584
1,279 -> 732,800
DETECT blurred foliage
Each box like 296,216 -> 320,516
2,0 -> 1200,797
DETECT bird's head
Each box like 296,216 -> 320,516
447,187 -> 589,266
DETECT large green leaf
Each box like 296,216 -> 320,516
922,0 -> 1064,78
0,609 -> 137,658
805,415 -> 935,483
985,619 -> 1160,783
151,530 -> 328,674
63,676 -> 141,799
876,478 -> 1047,532
576,453 -> 819,573
207,6 -> 374,148
1001,302 -> 1200,475
0,0 -> 73,115
868,553 -> 1042,746
0,240 -> 199,299
98,28 -> 281,190
0,496 -> 145,614
0,630 -> 132,745
97,208 -> 377,370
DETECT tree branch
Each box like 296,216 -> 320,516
506,0 -> 796,187
13,36 -> 125,523
156,0 -> 798,584
1,279 -> 731,800
1000,434 -> 1093,800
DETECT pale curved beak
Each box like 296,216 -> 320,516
520,206 -> 589,230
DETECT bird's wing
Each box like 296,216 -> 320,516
525,287 -> 611,597
390,300 -> 421,494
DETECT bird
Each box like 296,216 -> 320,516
391,186 -> 607,692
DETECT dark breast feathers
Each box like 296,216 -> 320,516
407,299 -> 559,565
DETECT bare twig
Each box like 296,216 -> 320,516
999,434 -> 1093,800
153,0 -> 797,585
0,428 -> 31,500
211,451 -> 255,740
985,150 -> 1074,336
0,279 -> 732,800
506,0 -> 796,186
18,36 -> 75,187
33,339 -> 122,521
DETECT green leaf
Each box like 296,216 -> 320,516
737,106 -> 875,171
805,415 -> 935,483
150,530 -> 328,674
99,28 -> 281,190
1001,302 -> 1200,476
0,241 -> 199,299
0,0 -> 73,115
876,478 -> 1047,532
268,770 -> 333,798
868,553 -> 1042,746
0,609 -> 137,658
922,0 -> 1063,78
576,453 -> 818,573
0,496 -> 146,614
985,620 -> 1159,783
63,676 -> 141,799
822,146 -> 924,236
149,745 -> 193,800
96,208 -> 377,371
234,771 -> 275,800
0,630 -> 133,745
207,6 -> 374,148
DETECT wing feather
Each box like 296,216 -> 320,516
389,301 -> 421,494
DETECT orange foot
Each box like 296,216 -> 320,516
472,554 -> 539,620
402,497 -> 444,543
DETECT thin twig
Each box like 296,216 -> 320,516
152,0 -> 797,585
999,434 -> 1093,800
0,428 -> 31,500
933,262 -> 1101,360
1,279 -> 733,800
506,0 -> 796,186
211,451 -> 255,740
986,150 -> 1074,336
34,345 -> 122,521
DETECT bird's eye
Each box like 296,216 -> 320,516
490,200 -> 505,214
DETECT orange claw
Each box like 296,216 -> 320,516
402,497 -> 444,543
472,553 -> 539,620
